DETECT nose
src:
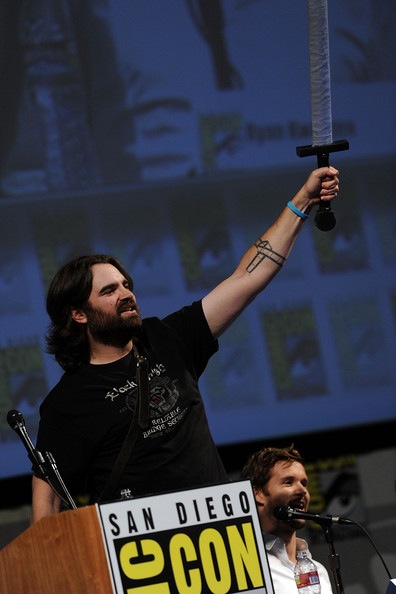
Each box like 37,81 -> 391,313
120,285 -> 134,299
296,483 -> 309,497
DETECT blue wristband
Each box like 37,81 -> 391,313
287,201 -> 309,221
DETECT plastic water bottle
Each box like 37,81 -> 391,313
294,550 -> 321,593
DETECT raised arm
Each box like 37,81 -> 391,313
202,166 -> 339,338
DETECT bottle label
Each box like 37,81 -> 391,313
295,571 -> 320,588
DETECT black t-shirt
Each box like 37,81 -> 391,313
36,300 -> 230,502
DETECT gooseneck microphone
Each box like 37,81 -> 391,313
275,505 -> 393,583
7,409 -> 49,478
274,505 -> 353,527
7,409 -> 77,510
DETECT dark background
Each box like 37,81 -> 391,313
0,0 -> 395,510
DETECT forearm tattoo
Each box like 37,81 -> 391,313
246,238 -> 286,272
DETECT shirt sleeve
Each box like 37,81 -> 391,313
159,299 -> 219,376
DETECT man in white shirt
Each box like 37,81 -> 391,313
241,445 -> 334,593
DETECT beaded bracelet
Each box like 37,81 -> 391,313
287,201 -> 309,221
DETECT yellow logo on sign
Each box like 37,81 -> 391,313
118,519 -> 264,593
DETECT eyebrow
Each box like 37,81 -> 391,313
282,474 -> 308,483
98,282 -> 118,295
97,277 -> 131,296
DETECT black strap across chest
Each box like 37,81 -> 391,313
98,343 -> 150,503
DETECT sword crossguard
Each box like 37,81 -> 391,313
296,139 -> 349,160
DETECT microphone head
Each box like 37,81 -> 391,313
7,409 -> 24,429
273,505 -> 292,521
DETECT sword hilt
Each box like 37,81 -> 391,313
296,139 -> 349,232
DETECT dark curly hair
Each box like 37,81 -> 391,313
45,254 -> 134,371
241,445 -> 304,489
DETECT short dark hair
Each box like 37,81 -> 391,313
45,254 -> 133,370
241,445 -> 304,489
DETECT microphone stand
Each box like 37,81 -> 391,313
322,524 -> 345,594
275,506 -> 393,590
7,409 -> 77,510
41,450 -> 77,510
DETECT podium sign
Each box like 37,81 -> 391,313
97,480 -> 275,594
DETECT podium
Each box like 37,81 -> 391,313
0,481 -> 274,594
0,505 -> 113,593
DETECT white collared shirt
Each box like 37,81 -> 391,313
263,533 -> 334,593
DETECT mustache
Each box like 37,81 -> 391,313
117,299 -> 139,314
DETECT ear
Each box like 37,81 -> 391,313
253,487 -> 266,505
70,308 -> 88,324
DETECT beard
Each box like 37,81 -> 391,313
85,303 -> 143,348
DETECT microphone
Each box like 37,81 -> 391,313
274,505 -> 353,527
7,409 -> 77,509
7,409 -> 49,479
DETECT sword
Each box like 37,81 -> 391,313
296,0 -> 349,231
